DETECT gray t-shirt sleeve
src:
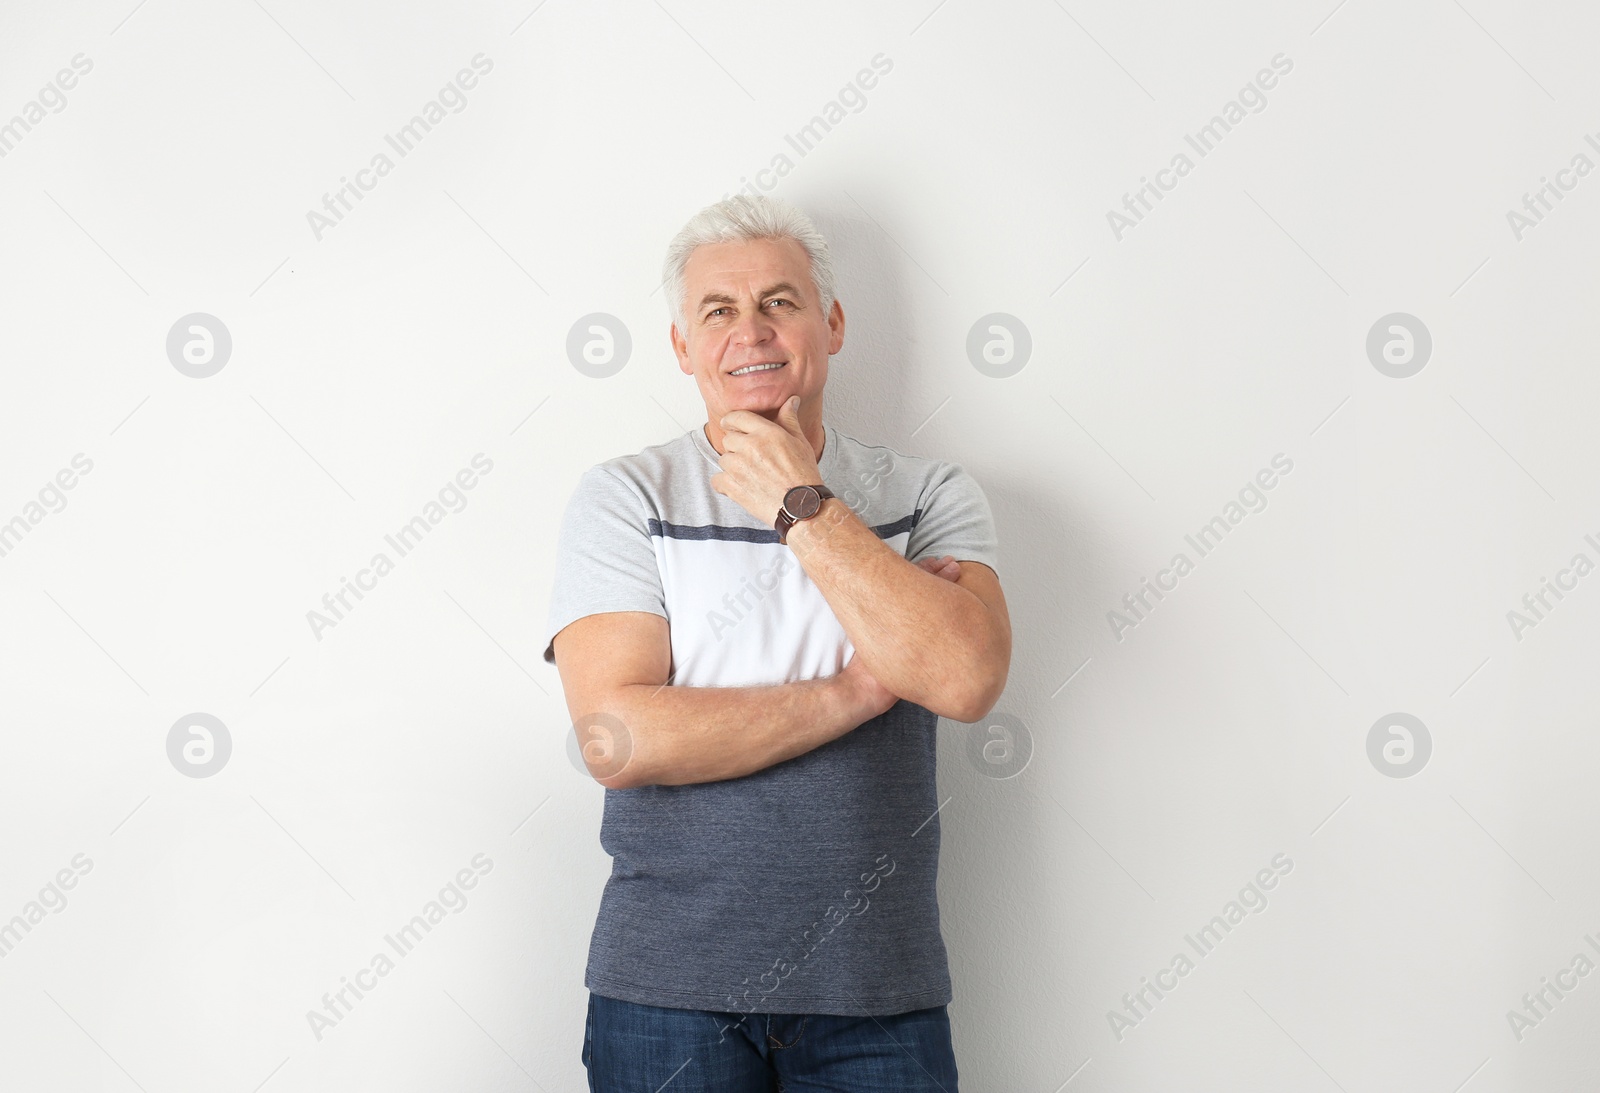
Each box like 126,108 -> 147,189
542,465 -> 666,665
904,461 -> 1000,576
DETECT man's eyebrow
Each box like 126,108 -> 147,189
695,282 -> 805,315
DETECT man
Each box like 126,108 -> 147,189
543,193 -> 1010,1091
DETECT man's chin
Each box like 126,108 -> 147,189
728,395 -> 787,417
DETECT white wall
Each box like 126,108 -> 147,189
2,0 -> 1596,1089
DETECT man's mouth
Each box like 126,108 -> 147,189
728,361 -> 786,376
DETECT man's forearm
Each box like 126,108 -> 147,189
784,498 -> 993,718
595,674 -> 880,789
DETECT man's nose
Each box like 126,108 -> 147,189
733,307 -> 774,344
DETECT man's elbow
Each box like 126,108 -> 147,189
945,671 -> 1007,724
946,623 -> 1011,723
591,749 -> 663,790
936,643 -> 1009,722
595,770 -> 639,790
588,725 -> 664,789
573,695 -> 655,789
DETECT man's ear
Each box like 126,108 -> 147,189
827,299 -> 845,355
670,323 -> 692,375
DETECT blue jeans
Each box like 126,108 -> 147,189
582,991 -> 960,1092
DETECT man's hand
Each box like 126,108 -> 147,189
917,554 -> 961,582
710,395 -> 821,528
837,555 -> 962,720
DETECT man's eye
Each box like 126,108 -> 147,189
707,300 -> 790,318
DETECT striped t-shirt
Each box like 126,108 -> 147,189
542,419 -> 1000,1016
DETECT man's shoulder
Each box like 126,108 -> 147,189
828,427 -> 963,494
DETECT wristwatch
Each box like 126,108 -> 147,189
775,484 -> 835,544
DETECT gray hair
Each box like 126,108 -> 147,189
662,193 -> 837,332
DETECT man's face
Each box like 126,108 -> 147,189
670,236 -> 844,428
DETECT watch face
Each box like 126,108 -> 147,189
784,485 -> 822,520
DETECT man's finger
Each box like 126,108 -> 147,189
915,556 -> 961,582
719,410 -> 771,435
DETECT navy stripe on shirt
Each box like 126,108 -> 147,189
647,511 -> 920,543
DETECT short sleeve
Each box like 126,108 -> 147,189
542,465 -> 666,664
903,462 -> 1000,576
